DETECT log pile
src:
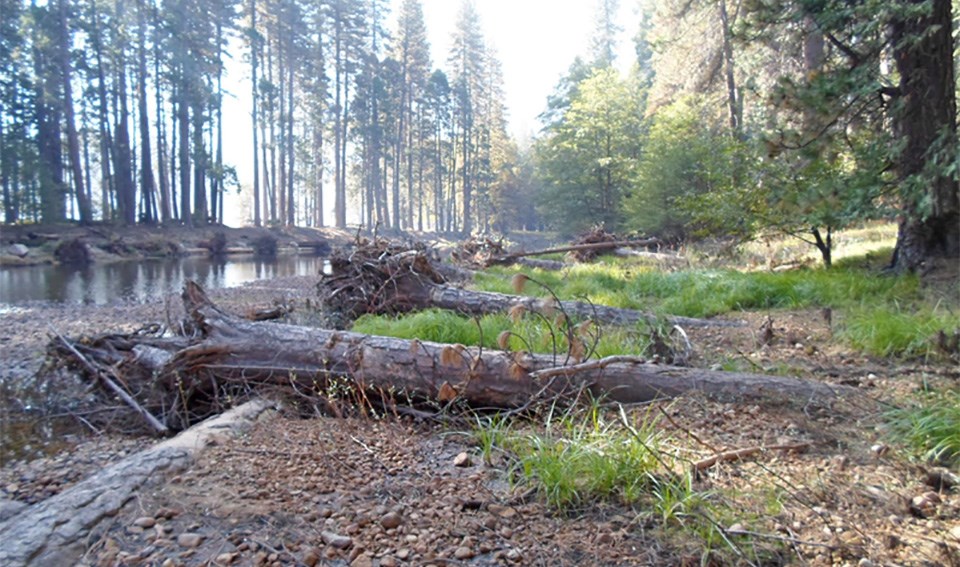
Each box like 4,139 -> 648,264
44,281 -> 848,436
317,237 -> 446,327
450,236 -> 508,268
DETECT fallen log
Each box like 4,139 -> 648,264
0,400 -> 276,567
489,238 -> 660,266
422,284 -> 742,328
319,247 -> 740,328
156,282 -> 843,414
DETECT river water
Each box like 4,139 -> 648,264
0,255 -> 328,306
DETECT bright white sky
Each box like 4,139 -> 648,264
418,0 -> 643,141
221,0 -> 643,225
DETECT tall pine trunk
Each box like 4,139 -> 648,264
58,0 -> 91,223
889,0 -> 959,271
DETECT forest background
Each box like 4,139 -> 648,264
1,0 -> 957,271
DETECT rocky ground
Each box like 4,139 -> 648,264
1,259 -> 959,565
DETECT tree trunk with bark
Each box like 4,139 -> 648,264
889,0 -> 959,271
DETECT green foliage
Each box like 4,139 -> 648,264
626,97 -> 752,241
537,67 -> 646,234
886,388 -> 960,468
471,254 -> 960,360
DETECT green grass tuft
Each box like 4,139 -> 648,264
886,389 -> 960,468
841,305 -> 958,359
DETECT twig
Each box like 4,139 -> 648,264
51,328 -> 169,436
725,528 -> 837,549
693,442 -> 811,473
529,355 -> 649,381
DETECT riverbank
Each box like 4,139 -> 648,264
0,223 -> 353,267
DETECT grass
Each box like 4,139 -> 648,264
352,308 -> 651,358
885,388 -> 960,468
470,250 -> 958,360
465,403 -> 779,563
842,304 -> 959,358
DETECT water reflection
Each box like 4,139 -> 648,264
0,255 -> 327,305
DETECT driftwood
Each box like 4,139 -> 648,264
0,400 -> 276,567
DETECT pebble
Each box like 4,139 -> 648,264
454,546 -> 474,560
380,511 -> 403,529
453,452 -> 472,467
133,516 -> 156,528
302,547 -> 322,567
321,530 -> 353,549
177,533 -> 205,548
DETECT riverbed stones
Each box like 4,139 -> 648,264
176,532 -> 205,548
379,511 -> 403,530
7,243 -> 29,258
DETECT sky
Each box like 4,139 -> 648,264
220,0 -> 643,224
417,0 -> 643,141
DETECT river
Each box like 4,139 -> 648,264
0,255 -> 329,306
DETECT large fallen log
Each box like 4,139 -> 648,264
153,282 -> 842,416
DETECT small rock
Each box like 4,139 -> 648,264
506,548 -> 522,562
177,533 -> 205,548
380,556 -> 398,567
454,546 -> 474,560
926,468 -> 960,491
909,491 -> 942,518
871,443 -> 890,457
488,504 -> 517,518
349,553 -> 373,567
321,530 -> 353,549
727,523 -> 745,533
950,525 -> 960,541
7,243 -> 28,258
857,559 -> 877,567
380,511 -> 403,530
302,547 -> 322,567
453,452 -> 472,467
134,516 -> 156,528
215,552 -> 239,565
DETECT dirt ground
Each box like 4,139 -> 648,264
1,266 -> 959,566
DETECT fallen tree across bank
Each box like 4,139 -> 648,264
51,282 -> 848,433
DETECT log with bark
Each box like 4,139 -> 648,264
53,282 -> 848,433
318,245 -> 740,328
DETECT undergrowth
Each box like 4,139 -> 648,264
352,308 -> 651,358
885,388 -> 960,468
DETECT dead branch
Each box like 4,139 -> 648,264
693,442 -> 812,473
